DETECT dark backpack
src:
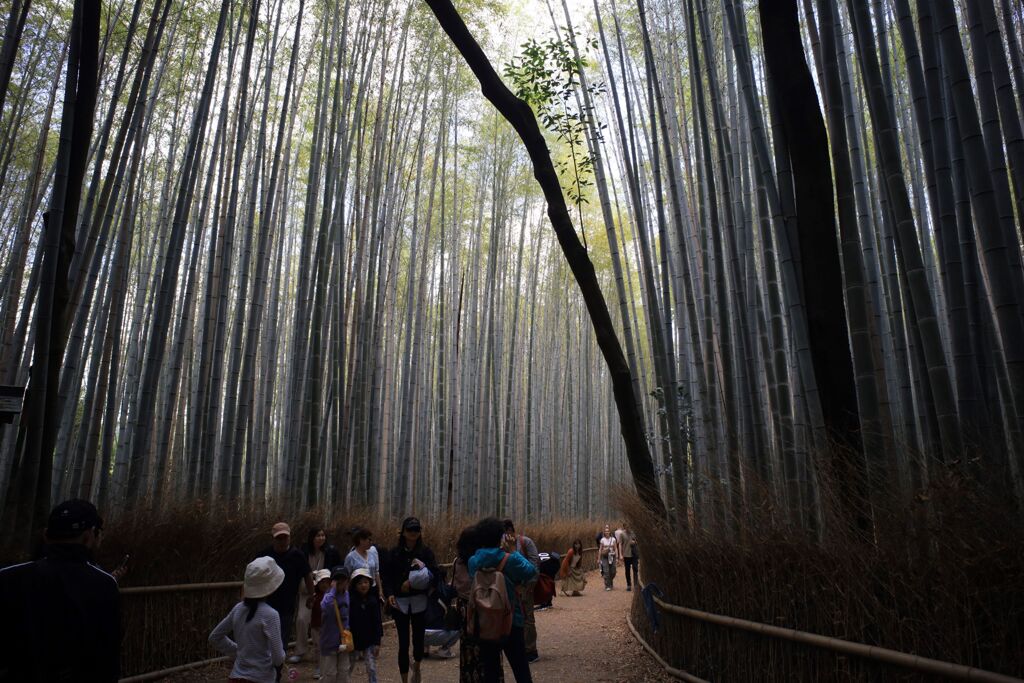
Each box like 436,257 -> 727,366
452,558 -> 473,602
444,559 -> 471,630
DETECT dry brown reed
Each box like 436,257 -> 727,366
75,502 -> 602,677
620,466 -> 1024,681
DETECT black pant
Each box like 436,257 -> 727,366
480,625 -> 533,683
392,607 -> 426,674
274,606 -> 294,647
623,557 -> 639,588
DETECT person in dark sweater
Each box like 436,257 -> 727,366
348,567 -> 384,682
0,499 -> 120,682
257,521 -> 314,657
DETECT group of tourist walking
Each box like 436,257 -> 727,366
210,515 -> 544,683
0,495 -> 638,683
595,523 -> 640,591
210,517 -> 429,683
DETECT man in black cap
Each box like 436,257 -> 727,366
0,499 -> 121,682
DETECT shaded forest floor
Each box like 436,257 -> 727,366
168,570 -> 672,682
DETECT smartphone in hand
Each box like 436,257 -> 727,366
111,553 -> 130,581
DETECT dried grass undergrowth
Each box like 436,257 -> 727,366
622,473 -> 1024,681
88,503 -> 601,677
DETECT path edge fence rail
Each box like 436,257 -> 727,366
625,612 -> 707,683
120,581 -> 244,595
630,585 -> 1023,683
118,548 -> 599,682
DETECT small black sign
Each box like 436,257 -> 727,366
0,385 -> 25,423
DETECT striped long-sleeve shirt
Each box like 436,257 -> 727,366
209,601 -> 285,683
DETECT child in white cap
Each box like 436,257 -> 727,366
311,569 -> 332,679
209,557 -> 287,683
348,567 -> 384,682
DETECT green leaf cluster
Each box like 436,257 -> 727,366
502,35 -> 605,210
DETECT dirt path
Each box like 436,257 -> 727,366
168,570 -> 672,682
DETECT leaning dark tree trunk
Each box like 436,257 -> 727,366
758,0 -> 870,532
423,0 -> 666,518
3,0 -> 100,553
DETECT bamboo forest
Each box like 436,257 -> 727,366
0,0 -> 1023,678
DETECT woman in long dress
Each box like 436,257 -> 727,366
558,540 -> 587,596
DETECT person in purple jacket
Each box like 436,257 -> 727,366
320,566 -> 351,683
467,517 -> 538,683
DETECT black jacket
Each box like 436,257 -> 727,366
348,589 -> 384,650
380,542 -> 437,599
0,543 -> 120,682
424,589 -> 450,630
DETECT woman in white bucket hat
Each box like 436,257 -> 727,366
210,557 -> 288,683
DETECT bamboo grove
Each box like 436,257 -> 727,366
0,0 -> 1023,544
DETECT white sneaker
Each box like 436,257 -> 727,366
605,587 -> 611,591
314,670 -> 321,680
437,646 -> 456,658
287,654 -> 302,664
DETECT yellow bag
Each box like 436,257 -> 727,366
339,629 -> 354,653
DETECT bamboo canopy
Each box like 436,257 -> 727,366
0,0 -> 1020,542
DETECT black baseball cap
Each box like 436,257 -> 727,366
331,565 -> 350,581
402,516 -> 422,532
46,499 -> 103,540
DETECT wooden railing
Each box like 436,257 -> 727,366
119,579 -> 243,681
628,577 -> 1023,683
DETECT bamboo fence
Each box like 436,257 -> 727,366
629,580 -> 1024,682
